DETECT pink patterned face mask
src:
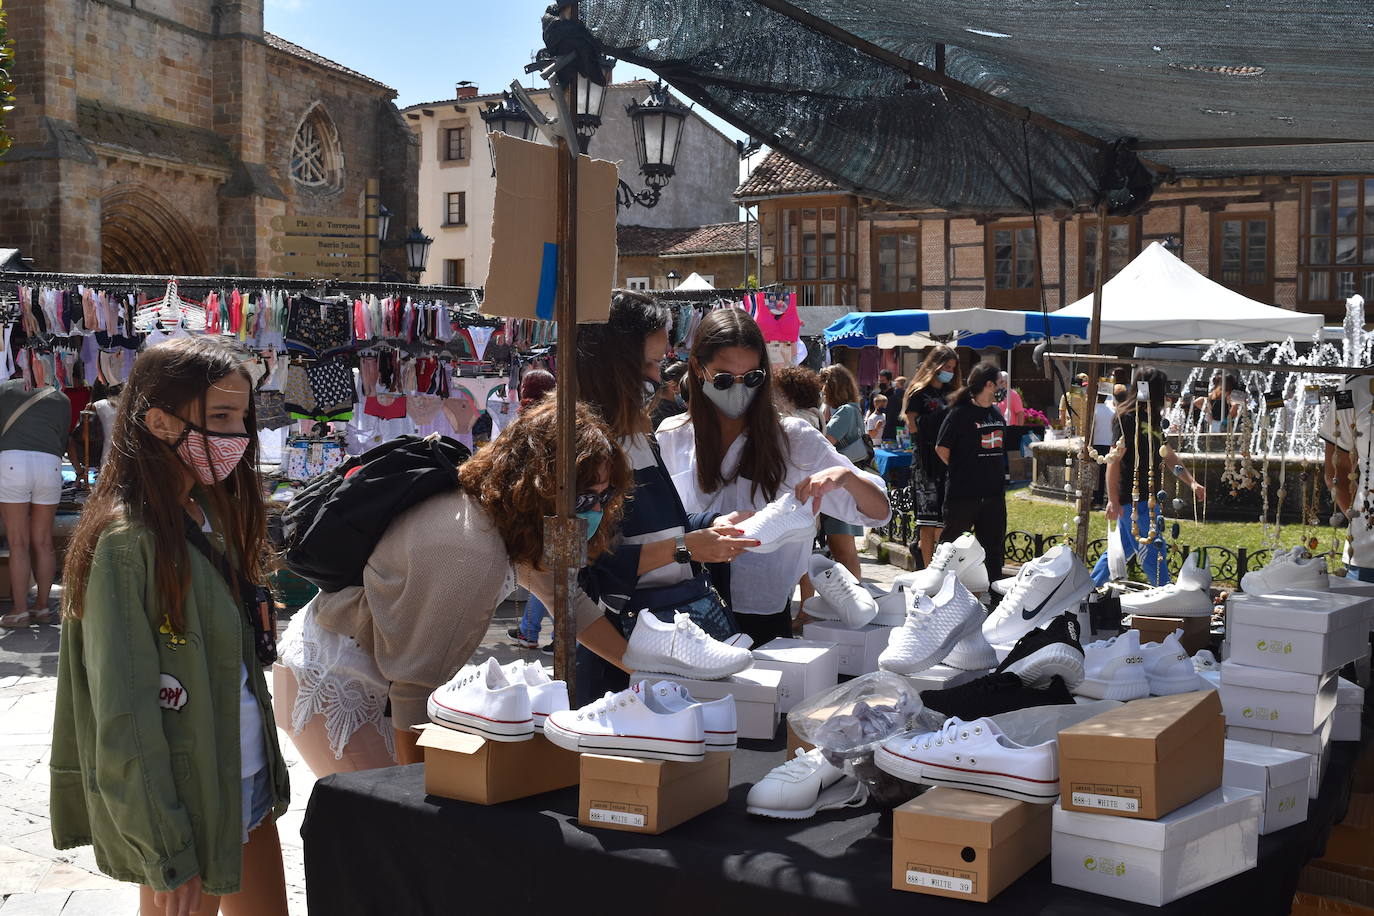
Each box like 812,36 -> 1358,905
174,419 -> 251,485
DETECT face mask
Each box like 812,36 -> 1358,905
174,418 -> 250,485
699,377 -> 758,419
937,370 -> 954,383
642,378 -> 661,407
576,509 -> 604,539
995,388 -> 1007,403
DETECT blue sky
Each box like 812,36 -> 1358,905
263,0 -> 746,141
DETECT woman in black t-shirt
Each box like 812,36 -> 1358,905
935,361 -> 1008,584
903,345 -> 958,565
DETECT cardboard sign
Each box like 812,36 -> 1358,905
483,132 -> 617,323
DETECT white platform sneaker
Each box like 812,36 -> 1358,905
737,492 -> 816,554
1120,551 -> 1213,618
875,716 -> 1061,803
637,680 -> 738,751
543,687 -> 706,761
1141,629 -> 1210,695
623,611 -> 754,680
747,748 -> 868,819
1074,629 -> 1150,701
808,554 -> 878,627
428,657 -> 534,742
982,545 -> 1093,647
878,572 -> 985,675
895,533 -> 990,595
1240,547 -> 1329,595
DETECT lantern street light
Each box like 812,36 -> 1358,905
619,82 -> 689,210
571,55 -> 617,152
403,227 -> 433,283
479,92 -> 537,142
377,203 -> 392,244
666,270 -> 680,288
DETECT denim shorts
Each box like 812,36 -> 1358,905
240,766 -> 273,844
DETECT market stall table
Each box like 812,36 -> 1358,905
301,729 -> 1362,915
871,448 -> 912,488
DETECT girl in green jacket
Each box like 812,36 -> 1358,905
52,337 -> 289,916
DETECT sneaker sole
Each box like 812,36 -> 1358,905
943,629 -> 998,671
1121,602 -> 1213,618
542,718 -> 706,762
1073,674 -> 1150,701
743,525 -> 815,554
621,652 -> 752,681
705,732 -> 738,751
878,614 -> 984,676
426,699 -> 534,742
875,746 -> 1059,804
1004,643 -> 1086,690
1147,671 -> 1211,695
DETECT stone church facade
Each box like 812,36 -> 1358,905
1,0 -> 417,277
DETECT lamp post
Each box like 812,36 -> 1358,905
377,203 -> 392,244
479,92 -> 537,142
403,227 -> 433,283
666,269 -> 680,289
619,82 -> 689,210
571,55 -> 616,153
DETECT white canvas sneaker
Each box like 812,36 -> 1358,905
1120,551 -> 1213,617
427,656 -> 534,742
501,660 -> 569,731
898,533 -> 990,595
543,687 -> 706,761
746,747 -> 868,819
637,680 -> 738,751
1240,548 -> 1330,595
622,611 -> 754,680
1074,629 -> 1149,701
1141,629 -> 1210,696
878,572 -> 985,675
982,545 -> 1093,647
808,554 -> 878,627
737,492 -> 816,554
875,717 -> 1060,804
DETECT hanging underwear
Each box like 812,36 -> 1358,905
467,325 -> 494,360
364,394 -> 408,420
285,296 -> 353,360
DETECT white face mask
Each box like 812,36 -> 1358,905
699,378 -> 758,419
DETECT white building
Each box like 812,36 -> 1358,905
402,80 -> 741,288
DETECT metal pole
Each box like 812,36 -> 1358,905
1045,352 -> 1374,377
1073,206 -> 1108,559
364,177 -> 380,283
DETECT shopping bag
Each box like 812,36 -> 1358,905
1107,519 -> 1127,580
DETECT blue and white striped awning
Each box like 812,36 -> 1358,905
823,308 -> 1090,350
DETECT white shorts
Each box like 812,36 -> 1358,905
0,450 -> 62,505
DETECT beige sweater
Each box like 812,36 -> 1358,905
312,489 -> 601,730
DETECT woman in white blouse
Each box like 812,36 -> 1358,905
657,310 -> 891,644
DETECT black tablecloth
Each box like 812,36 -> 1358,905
301,728 -> 1360,916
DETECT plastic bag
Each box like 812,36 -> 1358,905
1107,519 -> 1127,580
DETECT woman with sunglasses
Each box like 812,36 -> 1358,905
658,310 -> 891,645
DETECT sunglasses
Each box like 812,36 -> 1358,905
708,369 -> 766,391
574,488 -> 616,513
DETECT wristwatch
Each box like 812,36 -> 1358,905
674,534 -> 692,565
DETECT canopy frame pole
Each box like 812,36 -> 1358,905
1073,206 -> 1109,559
1045,352 -> 1374,377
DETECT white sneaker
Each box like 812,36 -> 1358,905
1120,551 -> 1213,617
1074,629 -> 1149,701
543,687 -> 706,761
637,680 -> 737,751
875,716 -> 1060,804
871,580 -> 918,627
737,492 -> 816,554
982,545 -> 1093,646
898,533 -> 990,595
501,660 -> 569,731
1240,548 -> 1329,595
623,611 -> 754,680
1192,649 -> 1220,674
427,657 -> 534,742
808,554 -> 878,627
878,572 -> 984,675
991,572 -> 1021,596
1142,629 -> 1209,695
943,627 -> 999,671
746,748 -> 868,819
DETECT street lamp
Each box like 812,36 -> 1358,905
480,92 -> 537,142
619,82 -> 689,210
403,227 -> 433,283
572,55 -> 616,153
377,203 -> 392,243
666,270 -> 680,289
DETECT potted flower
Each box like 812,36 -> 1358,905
1023,408 -> 1050,429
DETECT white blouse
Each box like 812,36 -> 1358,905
656,415 -> 890,616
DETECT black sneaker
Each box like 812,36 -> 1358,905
993,613 -> 1085,689
540,642 -> 555,655
920,672 -> 1075,720
506,627 -> 538,649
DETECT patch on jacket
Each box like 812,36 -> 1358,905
158,674 -> 189,711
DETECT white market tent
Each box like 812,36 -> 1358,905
673,272 -> 715,291
1057,242 -> 1323,344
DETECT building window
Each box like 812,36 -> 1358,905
1301,177 -> 1374,306
779,203 -> 857,307
445,192 -> 466,226
626,277 -> 650,290
443,259 -> 466,286
1211,212 -> 1273,303
985,222 -> 1040,308
445,127 -> 468,161
289,104 -> 344,190
871,228 -> 920,310
1080,220 -> 1136,294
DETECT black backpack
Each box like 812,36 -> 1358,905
280,434 -> 471,593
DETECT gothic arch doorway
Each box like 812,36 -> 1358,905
100,187 -> 209,276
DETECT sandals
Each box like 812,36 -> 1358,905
31,603 -> 59,625
0,611 -> 32,628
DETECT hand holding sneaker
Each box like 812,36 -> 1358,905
623,611 -> 753,680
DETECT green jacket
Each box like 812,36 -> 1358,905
50,518 -> 289,895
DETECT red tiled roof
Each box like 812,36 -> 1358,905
618,222 -> 756,257
734,150 -> 842,201
264,33 -> 394,93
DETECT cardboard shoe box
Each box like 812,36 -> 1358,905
417,726 -> 580,805
1057,690 -> 1224,820
750,638 -> 840,713
1226,590 -> 1369,675
1223,739 -> 1312,834
802,620 -> 893,676
1227,713 -> 1333,799
578,752 -> 730,834
1219,661 -> 1339,734
892,787 -> 1052,903
628,668 -> 782,740
1334,676 -> 1365,742
1130,614 -> 1212,655
1051,787 -> 1261,906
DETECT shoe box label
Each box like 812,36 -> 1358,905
904,863 -> 976,896
1069,784 -> 1142,814
587,801 -> 649,828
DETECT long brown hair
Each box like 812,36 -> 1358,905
575,290 -> 671,439
819,364 -> 860,408
685,309 -> 788,502
906,344 -> 959,413
63,338 -> 268,631
458,398 -> 631,568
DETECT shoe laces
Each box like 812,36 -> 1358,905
998,570 -> 1040,616
929,542 -> 956,571
777,748 -> 823,777
673,612 -> 709,641
578,690 -> 637,720
920,717 -> 982,750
